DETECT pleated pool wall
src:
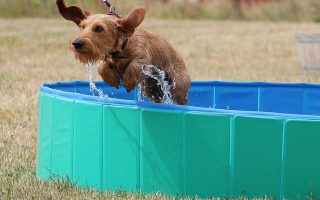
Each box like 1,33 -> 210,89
37,81 -> 320,199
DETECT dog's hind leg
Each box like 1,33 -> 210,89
170,72 -> 191,105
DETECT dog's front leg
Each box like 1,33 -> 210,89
122,60 -> 148,92
97,59 -> 121,89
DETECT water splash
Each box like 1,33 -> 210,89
137,83 -> 143,102
84,63 -> 173,103
138,64 -> 175,104
85,63 -> 107,98
209,104 -> 216,109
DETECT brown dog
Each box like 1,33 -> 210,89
57,0 -> 191,105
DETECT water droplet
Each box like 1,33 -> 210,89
137,83 -> 143,102
85,63 -> 107,98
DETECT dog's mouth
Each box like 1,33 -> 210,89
72,48 -> 103,64
71,45 -> 112,64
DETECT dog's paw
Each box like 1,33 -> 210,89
97,60 -> 120,89
123,67 -> 139,92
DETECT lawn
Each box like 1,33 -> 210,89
1,18 -> 320,199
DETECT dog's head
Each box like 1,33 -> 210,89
56,0 -> 145,63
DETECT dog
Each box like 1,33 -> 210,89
57,0 -> 191,105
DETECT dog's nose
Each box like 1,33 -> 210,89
72,39 -> 83,50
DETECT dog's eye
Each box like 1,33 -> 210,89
94,26 -> 104,33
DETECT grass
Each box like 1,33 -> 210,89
1,0 -> 320,22
1,18 -> 320,199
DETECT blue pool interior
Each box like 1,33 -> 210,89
40,80 -> 320,118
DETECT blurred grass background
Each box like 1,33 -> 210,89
0,0 -> 320,22
1,0 -> 320,199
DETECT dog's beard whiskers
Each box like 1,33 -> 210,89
73,46 -> 100,64
75,53 -> 98,64
92,44 -> 102,60
92,42 -> 110,61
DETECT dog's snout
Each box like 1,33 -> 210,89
72,39 -> 83,50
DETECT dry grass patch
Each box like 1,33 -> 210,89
1,18 -> 320,199
1,0 -> 320,22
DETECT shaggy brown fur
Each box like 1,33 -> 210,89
57,0 -> 191,105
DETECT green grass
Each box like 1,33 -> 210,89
1,18 -> 320,199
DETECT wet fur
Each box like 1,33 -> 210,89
57,0 -> 191,105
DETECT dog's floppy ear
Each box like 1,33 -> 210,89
116,6 -> 145,37
56,0 -> 90,26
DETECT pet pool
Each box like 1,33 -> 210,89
37,80 -> 320,199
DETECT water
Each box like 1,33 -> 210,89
85,63 -> 107,98
84,63 -> 174,104
138,64 -> 175,104
137,83 -> 143,102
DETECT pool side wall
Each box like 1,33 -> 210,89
37,92 -> 320,199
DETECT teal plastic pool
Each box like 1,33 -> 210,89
37,80 -> 320,199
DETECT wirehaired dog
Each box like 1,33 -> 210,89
57,0 -> 191,105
